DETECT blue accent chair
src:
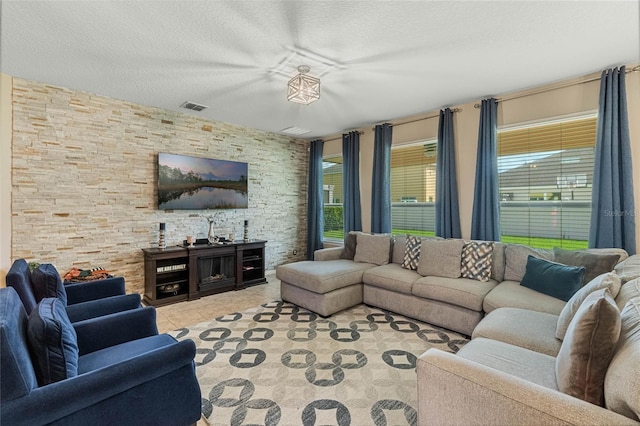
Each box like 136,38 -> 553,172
0,286 -> 201,426
7,259 -> 141,322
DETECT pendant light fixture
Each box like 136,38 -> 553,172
287,65 -> 320,105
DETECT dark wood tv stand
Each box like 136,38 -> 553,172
142,240 -> 267,306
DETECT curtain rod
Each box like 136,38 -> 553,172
372,107 -> 462,130
474,65 -> 640,108
323,130 -> 365,143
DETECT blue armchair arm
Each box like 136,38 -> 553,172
65,293 -> 141,323
74,306 -> 158,355
1,339 -> 201,426
64,276 -> 126,304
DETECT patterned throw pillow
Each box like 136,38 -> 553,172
401,235 -> 421,270
460,241 -> 495,282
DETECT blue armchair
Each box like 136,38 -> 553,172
0,286 -> 202,426
7,259 -> 141,322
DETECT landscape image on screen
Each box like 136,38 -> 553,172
158,153 -> 248,209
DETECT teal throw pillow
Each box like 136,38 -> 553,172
27,297 -> 79,385
520,255 -> 585,302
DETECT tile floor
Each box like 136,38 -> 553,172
155,271 -> 280,333
154,272 -> 281,425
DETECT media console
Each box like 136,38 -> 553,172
142,240 -> 267,306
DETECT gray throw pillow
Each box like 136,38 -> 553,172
553,247 -> 621,284
555,288 -> 621,406
417,239 -> 464,278
353,233 -> 391,265
556,272 -> 621,340
341,231 -> 359,260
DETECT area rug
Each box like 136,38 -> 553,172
170,302 -> 468,426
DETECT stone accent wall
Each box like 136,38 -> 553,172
11,78 -> 309,294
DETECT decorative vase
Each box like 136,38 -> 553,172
208,221 -> 216,244
158,223 -> 166,249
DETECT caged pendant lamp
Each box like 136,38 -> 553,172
287,65 -> 320,105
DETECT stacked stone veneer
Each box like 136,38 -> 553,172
11,78 -> 309,294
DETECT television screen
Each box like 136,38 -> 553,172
158,153 -> 248,210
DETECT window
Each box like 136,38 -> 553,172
497,115 -> 597,249
322,156 -> 343,240
390,141 -> 437,236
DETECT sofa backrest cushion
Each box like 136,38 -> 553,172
555,288 -> 621,406
616,277 -> 640,311
31,263 -> 67,306
392,235 -> 407,264
614,254 -> 640,284
520,256 -> 585,302
556,272 -> 621,340
0,287 -> 38,402
491,242 -> 506,282
417,238 -> 464,278
27,297 -> 79,385
353,233 -> 392,266
6,259 -> 38,314
503,244 -> 553,282
553,247 -> 623,284
605,297 -> 640,421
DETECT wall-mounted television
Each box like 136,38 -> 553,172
157,153 -> 248,210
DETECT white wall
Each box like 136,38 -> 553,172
0,73 -> 12,284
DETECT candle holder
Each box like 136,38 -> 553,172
158,223 -> 166,249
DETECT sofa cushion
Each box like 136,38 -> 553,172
341,231 -> 359,260
0,287 -> 39,402
391,234 -> 406,264
417,238 -> 464,278
556,272 -> 621,340
31,263 -> 67,305
460,240 -> 494,282
605,297 -> 640,420
491,242 -> 506,282
27,297 -> 79,385
354,233 -> 391,266
401,235 -> 421,270
614,254 -> 640,284
363,263 -> 421,296
78,334 -> 178,373
553,247 -> 622,284
616,277 -> 640,311
555,288 -> 620,406
472,308 -> 562,357
457,337 -> 558,391
503,244 -> 553,282
276,260 -> 374,294
483,280 -> 566,315
412,276 -> 497,311
520,256 -> 585,302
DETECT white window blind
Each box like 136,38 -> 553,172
322,156 -> 344,240
390,141 -> 437,236
497,115 -> 597,249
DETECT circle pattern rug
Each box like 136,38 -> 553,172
170,302 -> 468,426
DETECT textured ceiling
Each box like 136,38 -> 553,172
1,1 -> 639,139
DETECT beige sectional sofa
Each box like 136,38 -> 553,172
277,232 -> 640,424
277,232 -> 626,336
417,257 -> 640,425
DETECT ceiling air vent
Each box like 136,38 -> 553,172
180,101 -> 209,112
281,126 -> 311,136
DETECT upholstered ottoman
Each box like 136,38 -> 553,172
276,259 -> 374,316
